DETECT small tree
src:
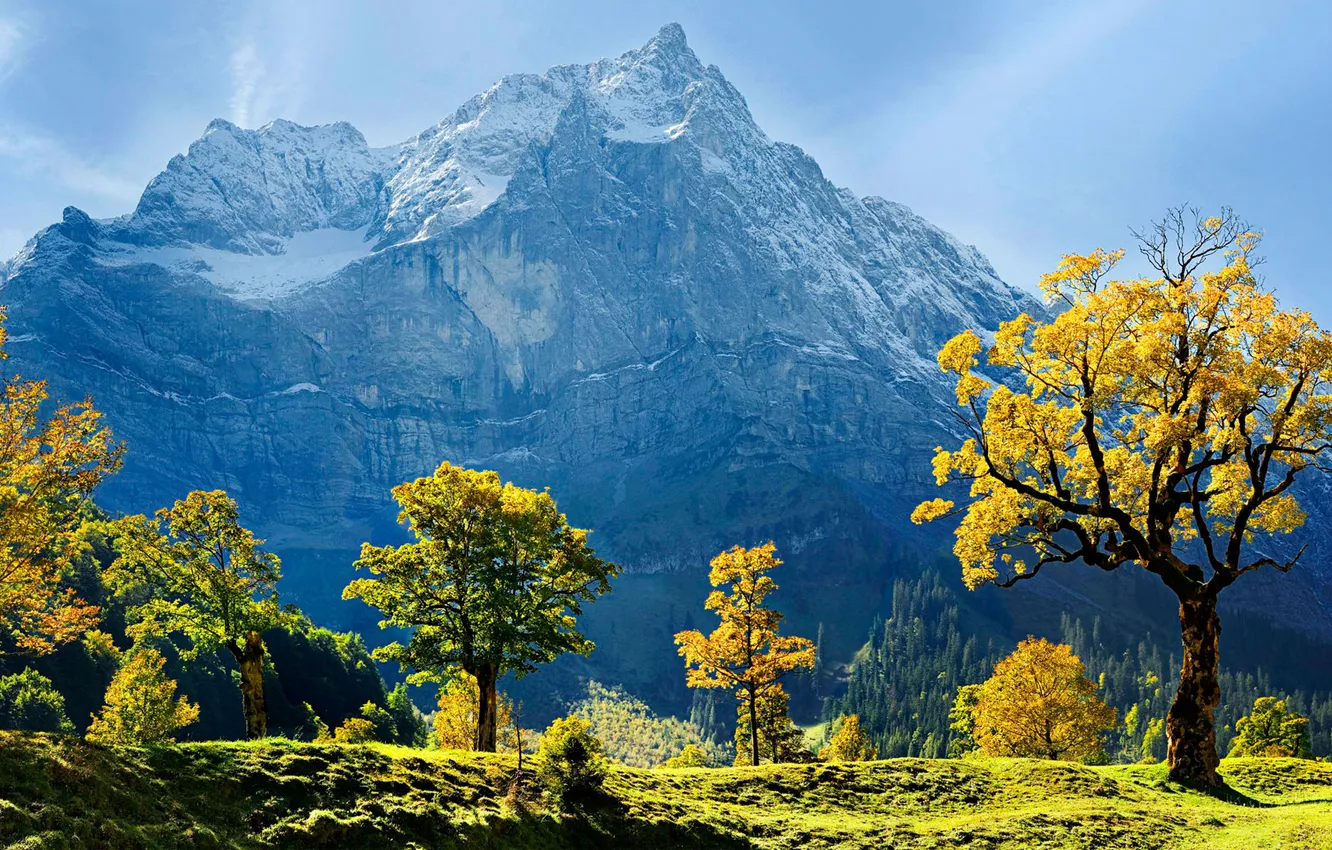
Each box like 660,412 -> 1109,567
433,670 -> 518,751
86,647 -> 199,745
733,684 -> 809,765
345,463 -> 616,753
105,490 -> 289,739
535,716 -> 608,805
661,743 -> 710,769
913,209 -> 1332,785
0,668 -> 74,734
676,543 -> 815,766
0,310 -> 122,659
823,714 -> 877,762
359,701 -> 397,744
386,683 -> 427,747
1229,696 -> 1311,758
972,638 -> 1116,762
948,684 -> 982,757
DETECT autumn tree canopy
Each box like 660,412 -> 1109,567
971,638 -> 1116,762
676,543 -> 814,767
914,209 -> 1332,786
0,310 -> 121,657
344,462 -> 616,752
105,490 -> 289,739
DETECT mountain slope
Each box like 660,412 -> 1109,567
4,24 -> 1326,704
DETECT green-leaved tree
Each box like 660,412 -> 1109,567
344,463 -> 617,752
1229,696 -> 1311,758
105,490 -> 289,739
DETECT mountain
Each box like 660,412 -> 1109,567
3,24 -> 1329,709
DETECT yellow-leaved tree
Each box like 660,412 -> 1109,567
433,670 -> 518,751
822,714 -> 877,762
0,309 -> 122,657
971,638 -> 1115,762
86,646 -> 200,745
675,543 -> 814,766
913,209 -> 1332,786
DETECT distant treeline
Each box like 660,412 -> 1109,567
826,571 -> 1332,761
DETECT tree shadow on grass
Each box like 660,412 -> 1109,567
492,788 -> 753,850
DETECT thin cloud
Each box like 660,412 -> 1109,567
0,18 -> 24,80
0,128 -> 141,201
229,39 -> 264,128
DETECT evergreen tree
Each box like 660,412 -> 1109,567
386,683 -> 427,747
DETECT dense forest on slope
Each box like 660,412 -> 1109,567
569,681 -> 733,767
0,516 -> 395,741
827,571 -> 1332,760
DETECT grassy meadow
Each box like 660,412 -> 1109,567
1,732 -> 1328,849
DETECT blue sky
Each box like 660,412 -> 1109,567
1,0 -> 1329,316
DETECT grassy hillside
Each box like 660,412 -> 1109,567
0,733 -> 1329,849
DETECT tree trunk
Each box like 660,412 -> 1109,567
748,688 -> 759,766
1167,593 -> 1222,786
473,664 -> 498,752
234,630 -> 267,740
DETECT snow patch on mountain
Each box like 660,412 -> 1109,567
97,226 -> 376,301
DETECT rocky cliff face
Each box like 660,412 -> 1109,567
4,24 -> 1327,667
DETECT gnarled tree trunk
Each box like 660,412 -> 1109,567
1166,593 -> 1222,786
230,630 -> 268,740
472,664 -> 498,752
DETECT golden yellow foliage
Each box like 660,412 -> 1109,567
333,717 -> 378,744
972,638 -> 1116,762
675,543 -> 815,766
822,714 -> 877,762
732,684 -> 808,765
433,671 -> 518,752
86,647 -> 199,746
913,209 -> 1332,785
916,212 -> 1332,593
0,309 -> 122,657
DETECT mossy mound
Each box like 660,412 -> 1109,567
1,733 -> 1330,848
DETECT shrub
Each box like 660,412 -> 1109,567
535,716 -> 608,804
359,701 -> 397,744
0,669 -> 74,734
332,717 -> 377,743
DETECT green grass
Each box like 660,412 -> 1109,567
1,732 -> 1330,848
